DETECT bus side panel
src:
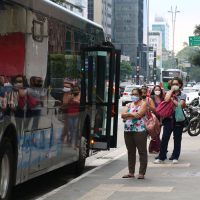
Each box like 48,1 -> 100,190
25,10 -> 49,81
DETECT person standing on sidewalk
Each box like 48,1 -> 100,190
121,87 -> 147,179
154,77 -> 186,164
148,85 -> 165,154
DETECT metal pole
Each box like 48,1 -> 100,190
136,48 -> 140,85
146,0 -> 150,83
168,6 -> 180,68
153,50 -> 157,85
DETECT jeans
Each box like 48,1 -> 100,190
158,118 -> 184,160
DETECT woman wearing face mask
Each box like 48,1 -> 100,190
154,77 -> 186,164
121,88 -> 147,179
141,86 -> 156,113
148,85 -> 165,154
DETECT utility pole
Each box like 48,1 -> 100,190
136,48 -> 140,85
146,0 -> 150,83
153,50 -> 157,85
168,6 -> 180,68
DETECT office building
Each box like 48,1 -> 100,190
112,0 -> 147,76
88,0 -> 112,39
149,31 -> 162,68
57,0 -> 87,17
152,17 -> 169,50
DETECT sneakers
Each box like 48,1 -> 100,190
154,159 -> 165,164
172,159 -> 178,164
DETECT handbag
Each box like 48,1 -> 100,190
156,100 -> 174,118
175,102 -> 185,122
144,112 -> 161,138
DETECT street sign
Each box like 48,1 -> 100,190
189,36 -> 200,46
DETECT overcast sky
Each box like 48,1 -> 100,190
149,0 -> 200,53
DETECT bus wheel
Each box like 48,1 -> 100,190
75,136 -> 87,174
0,137 -> 15,200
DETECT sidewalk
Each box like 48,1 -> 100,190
37,132 -> 200,200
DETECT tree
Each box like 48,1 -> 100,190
194,24 -> 200,36
120,61 -> 132,81
191,51 -> 200,66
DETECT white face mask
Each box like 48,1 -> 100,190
14,83 -> 23,88
154,91 -> 161,96
172,85 -> 179,91
63,87 -> 71,92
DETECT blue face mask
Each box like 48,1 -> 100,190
131,95 -> 140,102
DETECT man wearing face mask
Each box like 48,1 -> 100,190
154,77 -> 186,164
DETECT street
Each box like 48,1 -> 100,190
13,100 -> 200,200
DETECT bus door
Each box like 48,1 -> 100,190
81,44 -> 120,150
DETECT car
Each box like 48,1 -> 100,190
187,81 -> 196,87
183,87 -> 199,104
121,84 -> 141,106
192,82 -> 200,91
119,82 -> 132,97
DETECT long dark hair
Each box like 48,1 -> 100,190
151,85 -> 164,99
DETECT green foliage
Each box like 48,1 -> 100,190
191,51 -> 200,66
185,66 -> 200,82
176,46 -> 199,62
194,24 -> 200,36
120,61 -> 132,81
49,54 -> 67,78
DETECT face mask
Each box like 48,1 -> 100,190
172,85 -> 179,91
14,83 -> 23,88
63,87 -> 71,92
154,91 -> 161,96
131,95 -> 140,102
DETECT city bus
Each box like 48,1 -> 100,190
0,0 -> 120,199
161,69 -> 187,90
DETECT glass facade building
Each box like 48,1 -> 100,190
88,0 -> 112,39
152,18 -> 169,50
112,0 -> 147,70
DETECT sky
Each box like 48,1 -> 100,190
149,0 -> 200,53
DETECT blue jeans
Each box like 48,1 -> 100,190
158,118 -> 184,160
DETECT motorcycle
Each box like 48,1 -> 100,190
187,107 -> 200,136
183,105 -> 199,133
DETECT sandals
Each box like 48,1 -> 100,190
122,174 -> 135,178
137,174 -> 145,179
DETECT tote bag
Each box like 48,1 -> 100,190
175,102 -> 185,122
144,112 -> 161,138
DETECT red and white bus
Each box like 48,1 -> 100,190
0,0 -> 120,199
